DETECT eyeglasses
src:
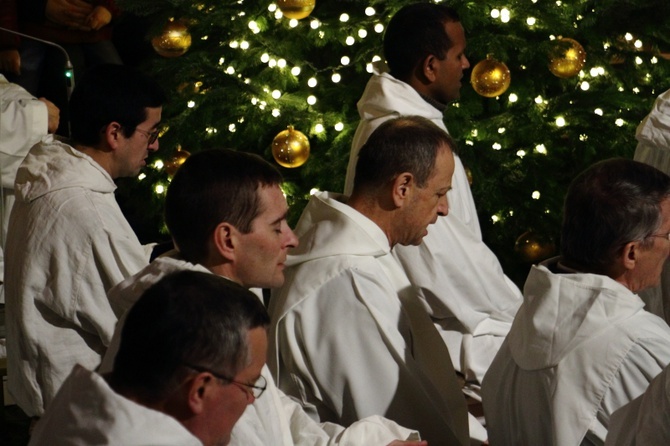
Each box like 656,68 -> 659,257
648,232 -> 670,241
184,363 -> 267,399
134,127 -> 160,145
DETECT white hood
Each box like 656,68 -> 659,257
15,138 -> 116,203
508,259 -> 644,371
286,192 -> 389,268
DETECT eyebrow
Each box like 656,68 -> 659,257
270,211 -> 289,226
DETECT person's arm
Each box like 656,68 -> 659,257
0,77 -> 53,187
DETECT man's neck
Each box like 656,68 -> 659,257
418,92 -> 448,112
74,144 -> 115,178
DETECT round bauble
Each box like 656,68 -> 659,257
165,147 -> 191,177
471,57 -> 511,98
272,126 -> 310,168
548,38 -> 586,78
152,20 -> 192,58
514,230 -> 556,263
277,0 -> 316,20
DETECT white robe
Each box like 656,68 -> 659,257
482,259 -> 670,446
606,364 -> 670,446
100,252 -> 420,446
345,66 -> 522,383
29,365 -> 203,446
269,191 -> 487,445
4,139 -> 152,416
633,88 -> 670,322
0,74 -> 49,304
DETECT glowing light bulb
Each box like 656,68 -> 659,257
358,29 -> 367,38
491,215 -> 500,223
277,58 -> 287,68
314,123 -> 324,133
291,66 -> 301,76
331,73 -> 341,83
509,93 -> 518,102
615,118 -> 625,127
365,7 -> 375,16
334,122 -> 344,131
155,185 -> 165,194
532,191 -> 541,199
517,150 -> 526,158
138,173 -> 146,180
534,95 -> 544,104
310,188 -> 320,195
187,101 -> 195,108
594,108 -> 603,116
307,95 -> 317,105
346,36 -> 355,46
580,81 -> 590,90
492,142 -> 502,150
527,17 -> 536,26
491,9 -> 500,18
535,144 -> 547,154
500,8 -> 511,22
272,89 -> 281,99
310,19 -> 320,29
229,124 -> 236,132
374,23 -> 384,33
272,109 -> 280,117
260,53 -> 269,63
340,14 -> 349,22
289,19 -> 299,28
555,117 -> 566,127
341,56 -> 350,65
154,160 -> 164,169
308,77 -> 317,87
240,41 -> 249,50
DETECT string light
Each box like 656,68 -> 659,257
374,23 -> 384,33
331,73 -> 341,83
154,160 -> 164,169
187,101 -> 195,108
615,118 -> 625,127
555,117 -> 566,127
340,14 -> 349,22
289,19 -> 298,28
341,56 -> 350,65
492,142 -> 502,150
310,19 -> 320,29
307,77 -> 317,87
509,93 -> 518,102
594,108 -> 603,116
532,191 -> 541,199
334,122 -> 344,131
535,144 -> 547,154
291,66 -> 301,76
345,36 -> 355,46
365,7 -> 375,16
314,123 -> 324,133
307,95 -> 317,105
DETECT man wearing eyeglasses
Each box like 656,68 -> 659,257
98,148 -> 424,445
482,158 -> 670,445
30,271 -> 268,446
4,63 -> 165,419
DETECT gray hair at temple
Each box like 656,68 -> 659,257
353,116 -> 456,193
110,270 -> 270,404
561,158 -> 670,275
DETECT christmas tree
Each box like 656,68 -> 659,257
114,0 -> 670,285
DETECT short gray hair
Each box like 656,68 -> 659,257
561,158 -> 670,275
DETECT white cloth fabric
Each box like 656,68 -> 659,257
0,74 -> 49,303
29,364 -> 203,446
4,139 -> 152,416
482,258 -> 670,446
269,191 -> 487,446
634,88 -> 670,322
606,364 -> 670,446
345,67 -> 522,383
100,252 -> 420,446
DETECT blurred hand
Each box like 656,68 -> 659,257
0,49 -> 21,75
38,97 -> 60,134
45,0 -> 94,30
387,441 -> 428,446
86,6 -> 112,30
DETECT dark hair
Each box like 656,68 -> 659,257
69,64 -> 166,146
561,158 -> 670,275
165,149 -> 283,264
111,270 -> 269,402
384,3 -> 461,81
353,116 -> 455,192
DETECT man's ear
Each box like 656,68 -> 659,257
103,122 -> 123,150
620,241 -> 639,271
186,373 -> 213,416
392,173 -> 414,208
421,54 -> 438,83
213,222 -> 236,261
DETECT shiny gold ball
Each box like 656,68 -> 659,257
548,38 -> 586,78
471,57 -> 511,98
277,0 -> 316,20
514,231 -> 556,263
165,148 -> 191,177
272,126 -> 310,168
152,21 -> 192,58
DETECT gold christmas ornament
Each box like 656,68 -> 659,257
470,56 -> 511,98
272,126 -> 310,168
152,20 -> 192,58
548,38 -> 586,78
465,167 -> 473,186
165,147 -> 191,177
277,0 -> 316,20
514,230 -> 556,263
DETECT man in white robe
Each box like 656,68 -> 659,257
4,64 -> 165,416
605,363 -> 670,446
482,158 -> 670,445
0,74 -> 58,304
633,88 -> 670,322
271,116 -> 487,445
30,271 -> 267,446
99,149 -> 423,446
345,2 -> 521,386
